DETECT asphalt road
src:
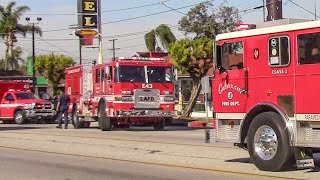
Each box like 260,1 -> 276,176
0,147 -> 270,180
0,123 -> 318,180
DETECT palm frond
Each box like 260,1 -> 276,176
13,5 -> 30,19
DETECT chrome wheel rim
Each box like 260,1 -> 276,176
254,125 -> 278,160
15,113 -> 23,123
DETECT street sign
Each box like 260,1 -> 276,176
27,56 -> 33,76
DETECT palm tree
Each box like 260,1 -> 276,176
144,24 -> 176,52
12,46 -> 24,69
0,1 -> 42,70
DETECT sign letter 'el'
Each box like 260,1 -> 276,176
78,0 -> 98,28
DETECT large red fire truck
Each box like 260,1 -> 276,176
206,20 -> 320,171
65,56 -> 175,131
0,80 -> 54,124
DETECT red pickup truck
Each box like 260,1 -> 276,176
0,80 -> 55,124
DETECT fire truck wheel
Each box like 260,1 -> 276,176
247,112 -> 293,171
153,120 -> 165,131
72,107 -> 84,129
98,104 -> 111,131
14,111 -> 26,125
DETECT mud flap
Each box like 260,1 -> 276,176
205,129 -> 211,143
294,147 -> 315,169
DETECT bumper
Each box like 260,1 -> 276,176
115,109 -> 174,118
25,109 -> 56,119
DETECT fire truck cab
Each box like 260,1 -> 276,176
65,57 -> 175,131
0,81 -> 54,124
206,20 -> 320,171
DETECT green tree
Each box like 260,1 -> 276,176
144,24 -> 176,52
173,1 -> 241,116
178,1 -> 241,38
0,1 -> 42,70
35,54 -> 76,96
169,37 -> 213,117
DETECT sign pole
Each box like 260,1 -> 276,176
97,0 -> 103,64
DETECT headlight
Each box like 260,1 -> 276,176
121,96 -> 133,101
164,96 -> 174,101
24,103 -> 35,109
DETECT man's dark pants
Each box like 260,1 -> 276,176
57,105 -> 69,128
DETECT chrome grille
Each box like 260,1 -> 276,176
134,89 -> 160,109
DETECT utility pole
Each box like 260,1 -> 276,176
26,17 -> 42,93
108,39 -> 120,61
79,38 -> 82,65
315,0 -> 317,20
263,0 -> 266,22
97,0 -> 103,64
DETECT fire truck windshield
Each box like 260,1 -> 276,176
116,66 -> 173,83
147,66 -> 173,83
117,66 -> 145,82
15,92 -> 38,100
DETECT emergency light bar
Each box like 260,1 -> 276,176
117,57 -> 166,61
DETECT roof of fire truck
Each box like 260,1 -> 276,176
107,57 -> 172,66
216,20 -> 320,41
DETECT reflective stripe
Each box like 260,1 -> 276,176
0,104 -> 24,108
295,114 -> 320,122
216,113 -> 320,121
216,113 -> 246,120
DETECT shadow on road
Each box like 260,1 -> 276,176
0,126 -> 45,131
225,157 -> 252,164
226,156 -> 320,172
86,126 -> 198,132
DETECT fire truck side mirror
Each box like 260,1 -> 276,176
173,68 -> 178,82
105,66 -> 111,81
221,71 -> 228,80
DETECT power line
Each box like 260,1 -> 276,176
101,3 -> 199,25
15,25 -> 180,42
42,2 -> 203,33
160,1 -> 186,15
26,0 -> 172,16
39,39 -> 79,58
287,0 -> 320,19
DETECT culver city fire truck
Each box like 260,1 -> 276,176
0,80 -> 54,124
65,56 -> 175,131
206,20 -> 320,171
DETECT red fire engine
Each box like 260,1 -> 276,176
65,56 -> 175,131
0,80 -> 54,124
206,20 -> 320,171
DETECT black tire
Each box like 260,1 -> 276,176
14,111 -> 26,125
2,120 -> 13,124
72,105 -> 84,129
153,119 -> 165,131
98,103 -> 111,131
247,112 -> 293,171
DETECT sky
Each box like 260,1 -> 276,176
0,0 -> 319,65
